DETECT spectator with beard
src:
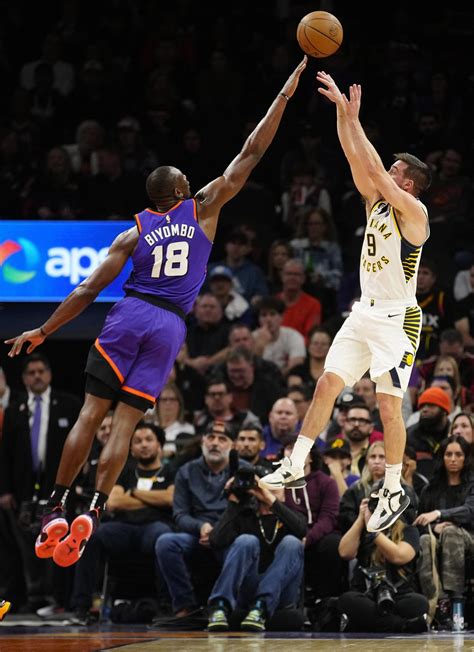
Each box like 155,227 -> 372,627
155,420 -> 243,617
235,425 -> 273,471
261,398 -> 299,460
330,404 -> 383,476
406,375 -> 459,428
194,379 -> 260,437
70,422 -> 174,624
324,390 -> 360,442
407,387 -> 451,479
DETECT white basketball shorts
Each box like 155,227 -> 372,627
324,296 -> 422,398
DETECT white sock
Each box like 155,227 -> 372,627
383,463 -> 403,493
289,435 -> 314,469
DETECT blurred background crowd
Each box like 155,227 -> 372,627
0,0 -> 474,634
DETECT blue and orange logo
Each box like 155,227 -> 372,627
0,239 -> 39,283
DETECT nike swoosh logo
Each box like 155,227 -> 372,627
281,471 -> 293,479
388,313 -> 401,318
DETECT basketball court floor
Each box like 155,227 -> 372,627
0,624 -> 472,651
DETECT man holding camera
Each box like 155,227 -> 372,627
154,420 -> 241,617
206,467 -> 306,632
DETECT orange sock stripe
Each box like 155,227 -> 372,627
94,339 -> 124,383
121,385 -> 155,403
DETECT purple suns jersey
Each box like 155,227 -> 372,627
123,199 -> 212,314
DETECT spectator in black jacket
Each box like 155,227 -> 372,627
207,472 -> 306,632
407,387 -> 451,480
0,353 -> 81,612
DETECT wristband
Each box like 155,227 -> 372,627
40,326 -> 48,337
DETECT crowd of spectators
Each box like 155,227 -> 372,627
0,0 -> 474,635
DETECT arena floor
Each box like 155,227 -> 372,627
0,623 -> 472,652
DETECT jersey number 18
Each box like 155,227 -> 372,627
151,242 -> 189,278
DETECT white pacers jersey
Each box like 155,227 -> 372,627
360,199 -> 428,301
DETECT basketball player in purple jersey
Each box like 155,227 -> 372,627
5,57 -> 307,567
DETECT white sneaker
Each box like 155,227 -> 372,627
258,457 -> 306,489
367,487 -> 410,532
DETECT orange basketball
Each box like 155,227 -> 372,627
297,11 -> 343,58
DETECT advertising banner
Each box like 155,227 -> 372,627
0,221 -> 133,302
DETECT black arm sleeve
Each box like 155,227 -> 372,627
271,499 -> 307,539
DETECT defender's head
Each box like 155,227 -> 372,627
146,166 -> 191,206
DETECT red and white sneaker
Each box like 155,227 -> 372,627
35,508 -> 69,559
53,509 -> 99,567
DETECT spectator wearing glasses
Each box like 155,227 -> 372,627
330,403 -> 382,477
194,379 -> 260,437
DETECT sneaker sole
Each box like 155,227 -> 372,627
367,495 -> 410,533
207,624 -> 229,632
241,622 -> 265,631
258,477 -> 306,490
53,515 -> 94,567
35,518 -> 69,559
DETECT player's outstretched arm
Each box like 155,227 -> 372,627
5,228 -> 138,357
195,57 -> 307,239
343,83 -> 427,224
317,71 -> 378,205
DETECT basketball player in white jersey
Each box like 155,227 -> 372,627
261,73 -> 432,532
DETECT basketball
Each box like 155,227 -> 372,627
297,11 -> 343,58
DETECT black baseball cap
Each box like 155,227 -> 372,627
323,437 -> 351,458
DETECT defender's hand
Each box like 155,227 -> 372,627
280,56 -> 308,99
5,328 -> 46,357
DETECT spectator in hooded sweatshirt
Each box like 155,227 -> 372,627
284,443 -> 340,599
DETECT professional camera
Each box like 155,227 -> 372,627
361,566 -> 397,616
228,466 -> 257,502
